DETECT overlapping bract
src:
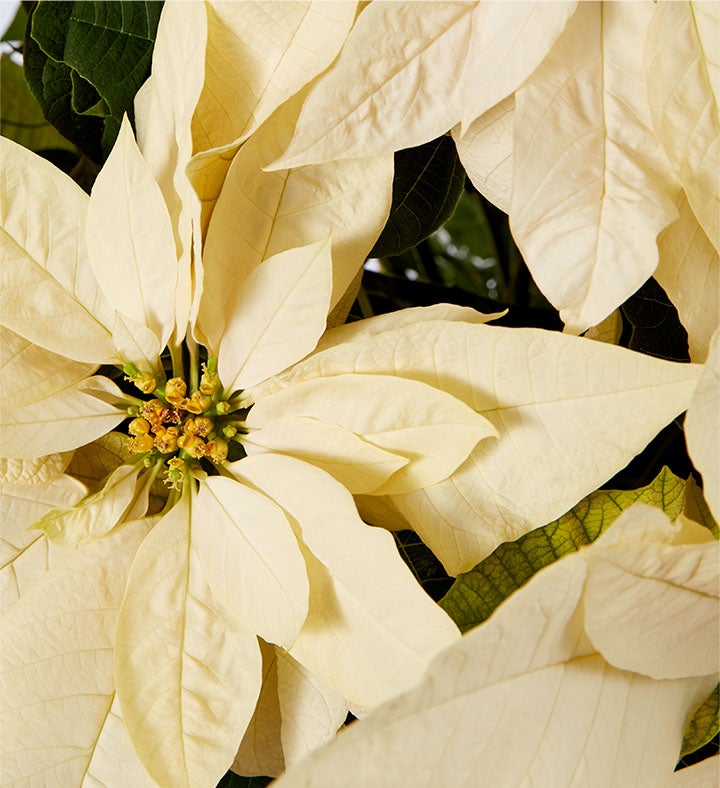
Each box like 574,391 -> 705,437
271,0 -> 720,350
1,1 -> 717,785
274,506 -> 719,787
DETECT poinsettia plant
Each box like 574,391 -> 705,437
0,2 -> 717,787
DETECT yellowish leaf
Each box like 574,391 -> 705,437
258,319 -> 703,573
194,1 -> 358,154
0,474 -> 86,611
0,453 -> 72,486
31,463 -> 142,548
0,518 -> 152,785
656,191 -> 720,363
87,116 -> 178,350
453,95 -> 515,213
230,454 -> 460,707
244,416 -> 407,495
115,496 -> 262,788
270,1 -> 577,169
685,330 -> 720,523
248,373 -> 497,495
213,236 -> 333,391
0,138 -> 116,363
646,1 -> 720,253
194,476 -> 309,649
584,505 -> 719,680
510,1 -> 680,333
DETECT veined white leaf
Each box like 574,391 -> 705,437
0,375 -> 126,460
244,416 -> 408,495
586,540 -> 719,680
0,474 -> 86,611
253,319 -> 703,573
0,452 -> 73,486
656,191 -> 720,363
31,464 -> 142,548
134,2 -> 207,342
232,642 -> 348,778
646,1 -> 720,253
510,1 -> 680,333
0,324 -> 97,411
199,130 -> 392,340
194,476 -> 309,649
0,518 -> 152,785
453,95 -> 515,214
270,1 -> 577,169
214,236 -> 333,391
273,516 -> 717,787
248,374 -> 497,495
114,495 -> 262,788
87,116 -> 178,350
229,454 -> 460,707
685,331 -> 720,523
0,138 -> 116,363
194,1 -> 358,154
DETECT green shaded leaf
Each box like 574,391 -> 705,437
621,277 -> 690,363
393,530 -> 453,602
216,772 -> 273,788
25,1 -> 163,159
681,685 -> 720,758
684,476 -> 720,538
439,467 -> 688,632
0,53 -> 77,152
370,135 -> 465,257
2,3 -> 26,41
23,29 -> 104,161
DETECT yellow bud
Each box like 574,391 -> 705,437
216,401 -> 231,415
222,425 -> 237,439
128,417 -> 151,436
199,364 -> 220,396
131,433 -> 154,453
125,370 -> 157,394
178,434 -> 206,458
181,398 -> 203,415
154,426 -> 178,454
165,377 -> 187,406
193,417 -> 214,438
206,438 -> 228,464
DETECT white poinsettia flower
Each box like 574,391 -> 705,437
0,112 -> 477,784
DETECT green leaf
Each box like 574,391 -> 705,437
0,53 -> 77,153
684,476 -> 720,538
370,135 -> 465,257
393,530 -> 453,602
2,3 -> 26,41
439,467 -> 689,633
23,30 -> 104,161
681,685 -> 720,758
25,1 -> 163,159
216,772 -> 273,788
621,277 -> 690,363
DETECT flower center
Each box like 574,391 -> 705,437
123,357 -> 245,489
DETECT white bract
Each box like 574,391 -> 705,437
0,2 -> 716,785
274,505 -> 719,788
270,0 -> 720,348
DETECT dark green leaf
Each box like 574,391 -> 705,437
216,772 -> 273,788
440,467 -> 689,633
621,277 -> 690,362
681,685 -> 720,758
0,52 -> 78,152
25,1 -> 163,159
370,135 -> 465,257
393,530 -> 453,602
23,31 -> 104,161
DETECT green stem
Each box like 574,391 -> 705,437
169,341 -> 184,380
187,335 -> 199,392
